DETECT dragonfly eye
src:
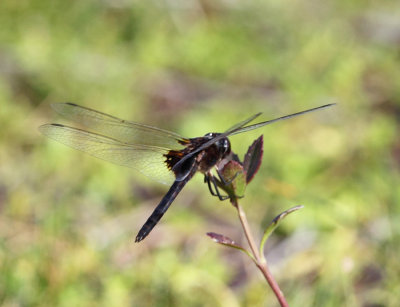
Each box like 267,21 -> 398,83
204,132 -> 216,138
218,138 -> 231,156
224,139 -> 231,154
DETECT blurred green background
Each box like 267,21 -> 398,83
1,0 -> 400,306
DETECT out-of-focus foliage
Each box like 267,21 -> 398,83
1,0 -> 399,306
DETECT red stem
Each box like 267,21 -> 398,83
256,261 -> 289,307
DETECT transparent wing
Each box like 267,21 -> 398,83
39,124 -> 176,185
172,104 -> 335,172
51,103 -> 187,149
228,104 -> 335,136
224,112 -> 262,134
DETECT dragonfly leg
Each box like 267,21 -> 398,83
215,167 -> 241,185
205,173 -> 230,201
204,173 -> 218,196
214,167 -> 245,200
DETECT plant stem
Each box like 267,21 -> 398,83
233,199 -> 289,307
256,262 -> 289,307
236,202 -> 260,260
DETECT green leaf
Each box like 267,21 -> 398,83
219,160 -> 246,199
259,205 -> 304,256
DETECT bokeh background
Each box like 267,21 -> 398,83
1,0 -> 400,306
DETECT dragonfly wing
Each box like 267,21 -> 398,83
172,105 -> 335,173
39,124 -> 176,185
224,112 -> 262,134
51,103 -> 188,149
228,104 -> 335,136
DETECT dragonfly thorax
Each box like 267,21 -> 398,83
197,133 -> 231,173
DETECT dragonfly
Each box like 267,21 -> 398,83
39,102 -> 334,242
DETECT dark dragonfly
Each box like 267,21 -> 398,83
39,103 -> 334,242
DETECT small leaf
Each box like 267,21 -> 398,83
259,205 -> 304,255
243,135 -> 263,183
206,232 -> 255,260
220,160 -> 246,199
207,232 -> 238,246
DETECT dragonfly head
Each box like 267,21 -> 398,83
204,132 -> 231,158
